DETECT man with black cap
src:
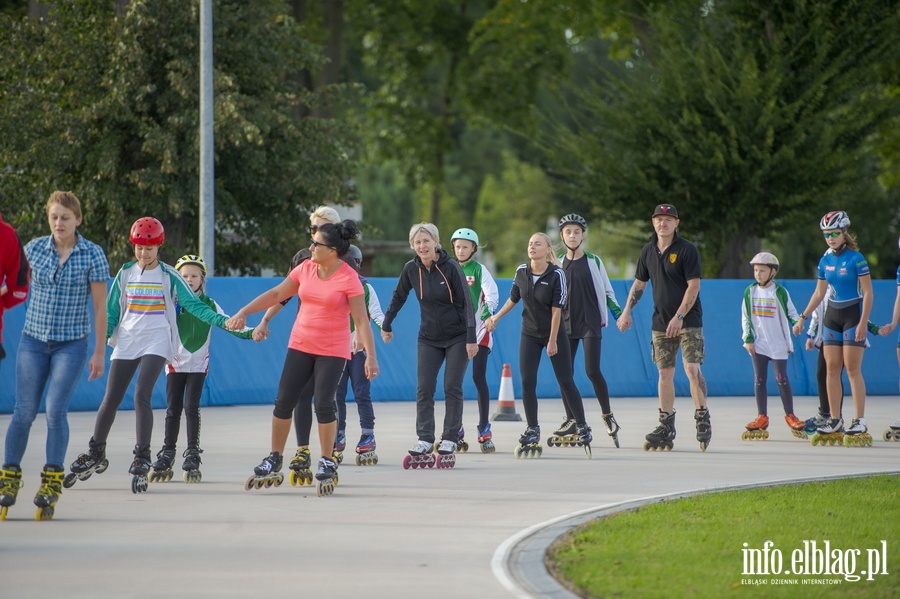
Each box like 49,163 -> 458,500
617,203 -> 712,451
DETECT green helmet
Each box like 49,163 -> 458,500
450,228 -> 479,246
175,254 -> 207,275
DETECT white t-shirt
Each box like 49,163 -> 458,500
746,284 -> 795,360
111,266 -> 170,360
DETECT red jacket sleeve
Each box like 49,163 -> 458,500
1,221 -> 30,310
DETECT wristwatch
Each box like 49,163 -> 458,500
676,313 -> 685,321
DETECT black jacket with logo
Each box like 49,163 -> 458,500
383,249 -> 476,348
509,262 -> 568,338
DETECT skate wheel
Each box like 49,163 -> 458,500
355,455 -> 362,467
584,445 -> 592,459
762,431 -> 769,440
332,451 -> 344,465
458,442 -> 468,453
643,441 -> 651,452
243,475 -> 257,491
36,506 -> 55,521
883,430 -> 892,441
699,442 -> 707,453
612,436 -> 620,449
290,471 -> 299,486
741,431 -> 750,441
96,459 -> 109,474
63,473 -> 77,489
0,506 -> 7,521
274,474 -> 284,487
402,455 -> 412,470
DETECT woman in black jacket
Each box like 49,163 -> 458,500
487,232 -> 592,458
382,223 -> 477,467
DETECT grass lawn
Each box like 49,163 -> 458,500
547,475 -> 899,598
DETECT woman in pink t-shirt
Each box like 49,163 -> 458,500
226,220 -> 378,496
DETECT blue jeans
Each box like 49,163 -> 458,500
335,351 -> 376,434
5,333 -> 88,467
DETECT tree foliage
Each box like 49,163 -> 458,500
0,0 -> 352,273
539,0 -> 900,277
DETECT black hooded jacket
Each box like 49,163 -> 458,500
382,249 -> 476,348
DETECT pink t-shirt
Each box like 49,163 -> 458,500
288,260 -> 362,359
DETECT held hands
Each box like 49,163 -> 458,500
252,320 -> 270,343
226,312 -> 247,331
879,323 -> 895,336
381,330 -> 393,344
617,313 -> 632,333
485,316 -> 497,332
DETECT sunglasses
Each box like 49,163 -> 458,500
822,231 -> 842,238
310,240 -> 336,251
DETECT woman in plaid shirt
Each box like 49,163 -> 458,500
1,191 -> 109,520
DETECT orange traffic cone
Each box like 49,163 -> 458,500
492,363 -> 522,422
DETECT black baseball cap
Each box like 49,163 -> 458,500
652,204 -> 679,218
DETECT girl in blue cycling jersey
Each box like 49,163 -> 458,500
793,211 -> 873,440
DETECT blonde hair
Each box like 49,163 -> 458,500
310,205 -> 341,225
409,222 -> 441,250
532,232 -> 560,266
46,190 -> 83,220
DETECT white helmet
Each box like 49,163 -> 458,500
749,252 -> 779,269
819,211 -> 850,230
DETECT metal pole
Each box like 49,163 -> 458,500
199,0 -> 215,274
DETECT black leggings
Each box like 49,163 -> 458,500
471,345 -> 491,428
568,336 -> 611,414
93,355 -> 167,449
750,353 -> 793,416
273,349 -> 345,424
519,330 -> 584,429
293,379 -> 316,446
164,372 -> 205,449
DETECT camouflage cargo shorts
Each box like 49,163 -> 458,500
650,328 -> 705,369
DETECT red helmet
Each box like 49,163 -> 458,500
130,217 -> 165,245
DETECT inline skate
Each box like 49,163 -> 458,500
882,417 -> 900,442
130,445 -> 151,494
149,447 -> 176,483
741,414 -> 769,440
435,440 -> 458,468
456,427 -> 469,453
514,426 -> 542,459
34,466 -> 64,521
547,420 -> 592,457
644,410 -> 676,451
402,439 -> 436,469
289,447 -> 313,486
695,408 -> 712,452
477,423 -> 495,454
355,434 -> 378,466
785,413 -> 807,439
315,457 -> 338,497
843,418 -> 873,447
602,413 -> 621,448
803,409 -> 830,436
182,446 -> 203,483
810,417 -> 844,446
244,451 -> 284,490
332,432 -> 346,465
64,438 -> 108,488
0,465 -> 23,520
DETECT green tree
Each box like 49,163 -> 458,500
0,0 -> 352,273
539,0 -> 899,277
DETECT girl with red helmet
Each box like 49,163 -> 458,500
67,217 -> 251,493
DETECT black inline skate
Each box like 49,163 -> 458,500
644,410 -> 676,451
515,426 -> 542,459
130,445 -> 152,494
547,419 -> 592,457
289,447 -> 313,486
34,465 -> 64,521
149,447 -> 176,483
182,446 -> 203,483
315,457 -> 338,496
245,452 -> 284,491
695,408 -> 712,452
602,413 -> 621,448
0,465 -> 23,520
64,438 -> 108,489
